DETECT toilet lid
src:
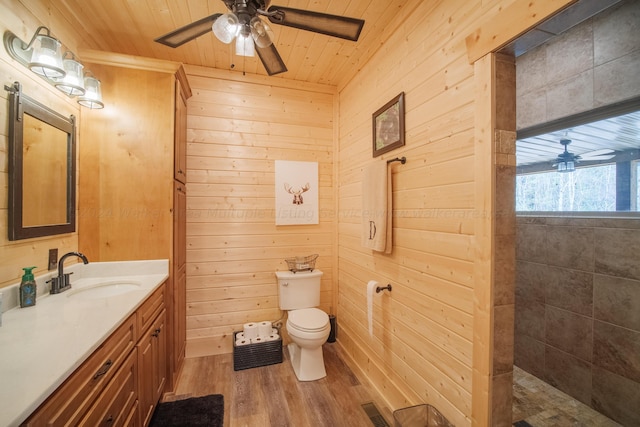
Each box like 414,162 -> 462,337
288,308 -> 329,332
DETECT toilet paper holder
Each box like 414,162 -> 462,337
376,284 -> 392,293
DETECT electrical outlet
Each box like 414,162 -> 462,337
48,249 -> 58,271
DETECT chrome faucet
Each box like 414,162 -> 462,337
49,251 -> 89,294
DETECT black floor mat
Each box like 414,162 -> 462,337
150,394 -> 224,427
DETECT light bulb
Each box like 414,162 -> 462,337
250,17 -> 274,48
212,13 -> 240,44
55,56 -> 85,96
77,75 -> 104,109
29,35 -> 65,79
235,33 -> 255,57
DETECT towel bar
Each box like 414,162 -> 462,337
386,156 -> 406,164
376,284 -> 392,293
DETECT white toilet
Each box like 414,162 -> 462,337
276,269 -> 330,381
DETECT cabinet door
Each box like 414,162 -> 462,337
174,79 -> 187,184
138,310 -> 167,427
79,349 -> 139,427
173,182 -> 186,270
153,311 -> 167,405
172,181 -> 187,386
173,264 -> 186,384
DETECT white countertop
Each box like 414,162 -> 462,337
0,259 -> 169,427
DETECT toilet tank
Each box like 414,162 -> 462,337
276,270 -> 323,310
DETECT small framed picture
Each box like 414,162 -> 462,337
372,92 -> 405,157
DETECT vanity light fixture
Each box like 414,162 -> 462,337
77,72 -> 104,109
27,27 -> 65,79
54,52 -> 85,96
4,26 -> 65,79
3,26 -> 104,108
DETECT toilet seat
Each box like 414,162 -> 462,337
288,308 -> 329,332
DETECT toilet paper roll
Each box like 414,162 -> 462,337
243,322 -> 259,340
258,321 -> 272,338
235,339 -> 251,346
251,336 -> 264,344
236,332 -> 245,340
367,280 -> 378,337
263,333 -> 280,342
271,327 -> 278,335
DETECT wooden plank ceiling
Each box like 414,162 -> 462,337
47,0 -> 406,87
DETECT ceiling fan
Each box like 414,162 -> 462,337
554,138 -> 615,172
154,0 -> 365,76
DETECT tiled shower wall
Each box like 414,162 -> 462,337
516,0 -> 640,130
515,216 -> 640,426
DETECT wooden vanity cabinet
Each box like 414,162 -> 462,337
23,282 -> 167,427
22,314 -> 136,426
79,57 -> 191,394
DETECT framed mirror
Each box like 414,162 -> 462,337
6,81 -> 76,240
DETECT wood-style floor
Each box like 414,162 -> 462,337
165,343 -> 391,427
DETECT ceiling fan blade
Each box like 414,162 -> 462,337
267,6 -> 365,41
582,148 -> 615,157
155,13 -> 222,48
581,154 -> 616,161
256,43 -> 288,76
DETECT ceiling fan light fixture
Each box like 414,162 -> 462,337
212,13 -> 240,44
250,17 -> 274,48
557,160 -> 575,173
235,32 -> 255,57
155,2 -> 366,76
556,138 -> 578,173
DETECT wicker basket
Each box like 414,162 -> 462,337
393,404 -> 453,427
233,331 -> 283,371
284,254 -> 318,273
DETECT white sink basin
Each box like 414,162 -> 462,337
66,281 -> 142,300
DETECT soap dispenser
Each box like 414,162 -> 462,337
19,267 -> 37,308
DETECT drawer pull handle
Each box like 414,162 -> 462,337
104,414 -> 114,425
152,328 -> 161,337
93,359 -> 113,380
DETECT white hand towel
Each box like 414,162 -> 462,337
361,161 -> 392,253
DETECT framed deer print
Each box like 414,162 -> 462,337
373,92 -> 405,157
275,160 -> 319,225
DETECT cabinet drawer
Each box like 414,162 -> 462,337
138,283 -> 165,338
24,314 -> 136,426
79,349 -> 139,427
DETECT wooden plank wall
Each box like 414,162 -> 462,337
337,1 -> 478,426
334,0 -> 556,425
0,0 -> 81,287
336,0 -> 478,423
77,63 -> 174,263
183,65 -> 336,357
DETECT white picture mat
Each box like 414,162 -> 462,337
275,160 -> 319,225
